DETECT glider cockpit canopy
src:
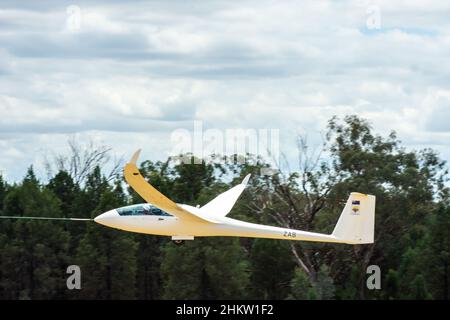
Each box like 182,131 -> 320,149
117,204 -> 173,217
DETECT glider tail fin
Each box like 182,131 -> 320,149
332,193 -> 376,244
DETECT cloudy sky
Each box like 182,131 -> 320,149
1,0 -> 450,181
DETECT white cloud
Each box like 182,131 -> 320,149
1,0 -> 450,181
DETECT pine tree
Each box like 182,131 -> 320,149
249,239 -> 295,299
47,171 -> 79,216
161,238 -> 249,299
426,206 -> 450,299
1,170 -> 70,299
384,269 -> 400,300
172,158 -> 215,204
74,174 -> 138,299
410,275 -> 432,300
134,234 -> 163,299
0,174 -> 7,214
289,268 -> 317,300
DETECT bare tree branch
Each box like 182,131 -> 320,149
247,134 -> 342,283
44,136 -> 123,185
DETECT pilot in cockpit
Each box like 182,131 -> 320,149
143,204 -> 152,215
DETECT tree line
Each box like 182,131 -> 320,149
0,115 -> 448,299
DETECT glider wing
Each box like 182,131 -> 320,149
124,149 -> 218,224
200,174 -> 250,217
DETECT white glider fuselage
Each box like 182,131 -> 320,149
95,205 -> 341,243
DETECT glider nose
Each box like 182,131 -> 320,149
94,209 -> 119,227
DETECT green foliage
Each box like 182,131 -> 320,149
75,225 -> 138,299
74,178 -> 137,299
47,171 -> 79,216
323,115 -> 449,299
393,205 -> 450,300
172,158 -> 215,204
289,265 -> 335,300
424,205 -> 450,299
0,115 -> 449,300
161,238 -> 249,299
384,269 -> 400,300
0,174 -> 7,214
314,265 -> 335,300
0,171 -> 70,299
410,275 -> 432,300
134,235 -> 163,299
249,239 -> 295,299
289,268 -> 318,300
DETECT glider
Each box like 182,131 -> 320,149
93,149 -> 376,245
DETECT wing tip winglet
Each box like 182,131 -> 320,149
242,174 -> 251,186
130,149 -> 142,165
